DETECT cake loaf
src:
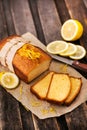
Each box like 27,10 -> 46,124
0,35 -> 52,83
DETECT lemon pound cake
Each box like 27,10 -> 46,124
30,72 -> 54,99
0,35 -> 52,83
46,73 -> 71,104
65,76 -> 82,105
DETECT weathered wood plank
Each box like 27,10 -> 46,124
19,103 -> 35,130
3,0 -> 16,35
29,0 -> 46,44
57,115 -> 68,130
83,0 -> 87,8
10,0 -> 36,35
54,0 -> 70,23
0,87 -> 23,130
0,87 -> 6,130
65,104 -> 87,130
37,0 -> 62,43
32,115 -> 60,130
0,0 -> 8,39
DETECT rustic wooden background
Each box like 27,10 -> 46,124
0,0 -> 87,130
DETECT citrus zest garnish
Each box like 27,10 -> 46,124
18,85 -> 23,100
41,109 -> 48,115
17,43 -> 41,59
31,101 -> 41,107
49,107 -> 56,113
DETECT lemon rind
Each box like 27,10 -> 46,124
46,41 -> 68,54
0,72 -> 19,89
61,19 -> 83,41
59,43 -> 77,56
69,45 -> 86,60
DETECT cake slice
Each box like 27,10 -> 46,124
46,73 -> 71,104
64,76 -> 82,105
30,72 -> 54,99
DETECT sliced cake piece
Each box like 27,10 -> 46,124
46,73 -> 71,104
65,76 -> 82,105
30,72 -> 54,99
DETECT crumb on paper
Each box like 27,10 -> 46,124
41,106 -> 56,115
41,109 -> 49,115
59,64 -> 68,73
49,106 -> 56,113
18,85 -> 23,100
31,99 -> 42,107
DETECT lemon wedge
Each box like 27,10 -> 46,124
0,72 -> 19,89
46,41 -> 68,54
61,19 -> 83,41
59,43 -> 77,56
69,45 -> 86,60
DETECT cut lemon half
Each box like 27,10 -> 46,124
69,45 -> 86,60
0,72 -> 19,89
46,40 -> 68,54
61,19 -> 83,41
0,72 -> 6,80
59,43 -> 77,56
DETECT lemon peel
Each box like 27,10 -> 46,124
59,43 -> 77,56
0,72 -> 19,89
69,45 -> 86,60
46,40 -> 68,54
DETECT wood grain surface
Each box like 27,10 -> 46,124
0,0 -> 87,130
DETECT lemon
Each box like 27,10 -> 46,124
69,45 -> 86,60
0,72 -> 6,80
46,40 -> 68,54
59,43 -> 77,56
61,19 -> 83,41
0,72 -> 19,89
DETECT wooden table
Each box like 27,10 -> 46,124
0,0 -> 87,129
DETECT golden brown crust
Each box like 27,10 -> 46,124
64,76 -> 82,105
13,46 -> 51,82
30,71 -> 54,100
13,46 -> 51,75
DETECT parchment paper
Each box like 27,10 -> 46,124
0,32 -> 87,119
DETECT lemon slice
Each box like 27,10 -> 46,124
59,43 -> 77,56
61,19 -> 83,41
0,72 -> 19,89
69,45 -> 86,60
0,72 -> 6,80
46,41 -> 68,54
